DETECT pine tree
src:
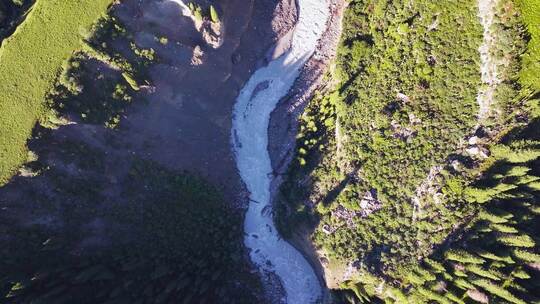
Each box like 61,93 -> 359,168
498,234 -> 535,248
472,279 -> 526,304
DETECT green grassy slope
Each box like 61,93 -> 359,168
0,0 -> 112,184
517,0 -> 540,91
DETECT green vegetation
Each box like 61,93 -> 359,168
337,115 -> 540,303
0,3 -> 260,301
0,0 -> 113,184
0,1 -> 34,42
279,0 -> 486,271
210,5 -> 220,23
1,157 -> 258,303
49,15 -> 156,129
516,0 -> 540,91
51,54 -> 133,128
187,2 -> 220,23
277,0 -> 539,302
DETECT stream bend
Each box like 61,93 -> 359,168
231,0 -> 329,302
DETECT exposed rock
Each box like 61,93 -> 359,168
390,119 -> 417,141
359,189 -> 382,217
396,92 -> 411,103
319,257 -> 329,266
332,205 -> 357,226
427,15 -> 439,31
250,80 -> 271,101
201,20 -> 223,48
466,146 -> 490,158
322,224 -> 332,234
190,45 -> 203,66
408,113 -> 422,125
467,289 -> 489,304
266,28 -> 294,61
427,54 -> 437,66
451,160 -> 462,172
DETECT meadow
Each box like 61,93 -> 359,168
0,0 -> 113,184
517,0 -> 540,91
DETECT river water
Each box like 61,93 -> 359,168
231,0 -> 329,303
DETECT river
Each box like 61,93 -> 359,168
231,0 -> 330,303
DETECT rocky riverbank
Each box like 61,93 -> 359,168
266,0 -> 346,297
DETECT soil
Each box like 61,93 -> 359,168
0,0 -> 297,301
0,0 -> 34,45
0,0 -> 347,299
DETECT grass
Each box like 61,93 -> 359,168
0,0 -> 113,184
517,0 -> 540,91
278,0 -> 485,272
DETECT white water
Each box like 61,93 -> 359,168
231,0 -> 329,303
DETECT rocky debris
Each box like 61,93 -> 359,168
389,113 -> 421,142
427,15 -> 439,31
477,0 -> 504,120
408,0 -> 504,214
359,189 -> 382,217
190,45 -> 204,66
412,166 -> 443,221
342,262 -> 357,282
319,256 -> 329,266
390,119 -> 417,142
328,190 -> 382,230
332,205 -> 357,227
265,0 -> 346,293
250,80 -> 271,101
466,145 -> 490,158
201,20 -> 223,48
266,28 -> 294,62
433,192 -> 444,205
322,224 -> 333,234
18,166 -> 39,178
409,113 -> 422,125
451,160 -> 462,172
271,0 -> 298,40
427,55 -> 437,66
529,262 -> 540,271
139,85 -> 156,94
268,0 -> 346,189
396,92 -> 411,103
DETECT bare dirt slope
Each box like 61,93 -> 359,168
0,0 -> 295,279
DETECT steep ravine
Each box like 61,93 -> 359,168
231,0 -> 330,302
